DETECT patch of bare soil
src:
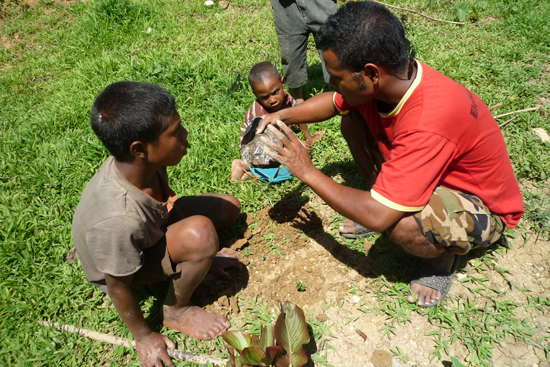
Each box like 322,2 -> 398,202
194,189 -> 550,367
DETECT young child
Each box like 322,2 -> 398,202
231,62 -> 323,180
72,81 -> 243,366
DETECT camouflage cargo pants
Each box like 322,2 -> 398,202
413,187 -> 505,255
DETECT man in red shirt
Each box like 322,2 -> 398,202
257,1 -> 523,307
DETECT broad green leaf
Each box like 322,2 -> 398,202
450,356 -> 468,367
222,330 -> 252,353
240,346 -> 265,366
274,302 -> 310,367
259,324 -> 275,350
455,4 -> 468,21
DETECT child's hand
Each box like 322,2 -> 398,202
309,130 -> 324,144
209,248 -> 244,279
136,332 -> 176,367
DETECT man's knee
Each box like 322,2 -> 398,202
387,215 -> 446,258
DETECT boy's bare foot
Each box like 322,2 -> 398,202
310,130 -> 324,144
231,159 -> 255,181
163,305 -> 230,340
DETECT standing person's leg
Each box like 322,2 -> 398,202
270,0 -> 309,104
305,0 -> 338,84
339,111 -> 384,238
386,187 -> 504,306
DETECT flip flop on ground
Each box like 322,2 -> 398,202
409,254 -> 463,307
339,220 -> 380,239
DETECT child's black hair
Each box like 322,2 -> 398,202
317,1 -> 409,75
91,81 -> 176,162
248,62 -> 281,89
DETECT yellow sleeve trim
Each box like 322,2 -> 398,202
380,61 -> 423,118
371,189 -> 425,212
332,93 -> 350,115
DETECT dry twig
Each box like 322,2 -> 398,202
372,0 -> 465,25
494,105 -> 543,119
38,321 -> 228,366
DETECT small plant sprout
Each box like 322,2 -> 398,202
221,301 -> 310,367
296,280 -> 306,292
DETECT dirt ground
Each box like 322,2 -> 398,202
194,189 -> 550,367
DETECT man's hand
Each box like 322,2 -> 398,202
209,248 -> 244,279
260,121 -> 317,181
256,112 -> 283,134
135,332 -> 176,367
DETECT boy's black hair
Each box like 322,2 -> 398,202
91,81 -> 176,162
248,62 -> 281,89
317,1 -> 410,75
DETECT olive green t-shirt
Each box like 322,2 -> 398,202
72,156 -> 175,293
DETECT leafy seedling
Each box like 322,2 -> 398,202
296,280 -> 306,292
221,301 -> 310,367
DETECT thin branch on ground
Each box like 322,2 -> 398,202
371,0 -> 465,25
499,115 -> 519,128
38,321 -> 228,366
494,105 -> 543,119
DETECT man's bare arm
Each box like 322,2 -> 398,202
257,92 -> 339,133
262,122 -> 404,233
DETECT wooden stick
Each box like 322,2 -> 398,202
372,0 -> 465,25
499,115 -> 518,128
38,321 -> 228,366
494,105 -> 543,119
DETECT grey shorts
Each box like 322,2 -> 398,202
270,0 -> 337,87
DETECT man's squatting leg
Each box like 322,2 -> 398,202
385,214 -> 456,306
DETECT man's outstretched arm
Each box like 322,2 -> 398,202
262,121 -> 404,233
257,92 -> 339,133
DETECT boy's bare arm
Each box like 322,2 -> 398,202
257,92 -> 338,133
105,274 -> 175,367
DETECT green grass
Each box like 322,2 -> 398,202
1,0 -> 549,365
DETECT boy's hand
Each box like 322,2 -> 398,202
136,332 -> 176,367
209,248 -> 244,279
256,113 -> 283,134
261,122 -> 316,181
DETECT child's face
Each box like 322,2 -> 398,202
251,76 -> 285,112
145,110 -> 189,167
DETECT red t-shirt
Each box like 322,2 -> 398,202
333,62 -> 524,228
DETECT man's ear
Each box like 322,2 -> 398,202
281,75 -> 285,86
364,63 -> 380,85
129,141 -> 147,159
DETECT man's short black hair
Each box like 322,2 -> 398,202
248,62 -> 281,88
91,81 -> 175,162
317,1 -> 410,74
